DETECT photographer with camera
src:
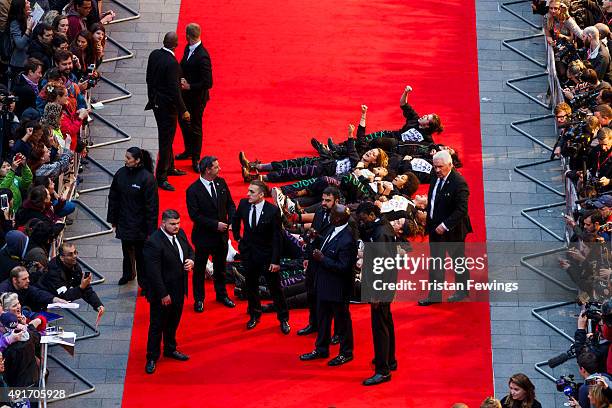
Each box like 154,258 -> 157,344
586,127 -> 612,192
574,350 -> 612,408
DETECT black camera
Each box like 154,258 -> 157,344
556,39 -> 580,64
0,94 -> 18,105
556,374 -> 579,397
584,301 -> 603,322
82,64 -> 99,89
570,89 -> 600,110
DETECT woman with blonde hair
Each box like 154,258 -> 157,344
481,397 -> 502,408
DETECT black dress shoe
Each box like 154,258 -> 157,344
145,360 -> 156,374
299,350 -> 329,361
168,168 -> 187,176
217,297 -> 235,308
328,354 -> 353,366
447,291 -> 469,302
363,373 -> 391,386
118,277 -> 130,285
280,320 -> 290,335
246,317 -> 260,330
163,350 -> 189,361
158,181 -> 175,191
194,301 -> 204,313
297,324 -> 316,336
175,152 -> 191,160
417,297 -> 441,306
192,162 -> 200,173
330,334 -> 340,345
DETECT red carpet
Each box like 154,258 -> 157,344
122,1 -> 492,407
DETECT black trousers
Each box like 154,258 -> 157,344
244,257 -> 288,321
371,302 -> 396,375
120,239 -> 145,284
146,296 -> 184,361
305,265 -> 317,328
315,299 -> 353,356
427,236 -> 468,301
193,241 -> 228,301
178,97 -> 205,163
153,107 -> 178,183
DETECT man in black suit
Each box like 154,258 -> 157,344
300,204 -> 357,367
145,32 -> 191,192
232,180 -> 290,334
176,23 -> 213,173
297,186 -> 339,336
186,156 -> 236,312
143,209 -> 195,374
356,202 -> 397,386
419,150 -> 472,306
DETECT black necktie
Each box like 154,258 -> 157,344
251,204 -> 257,228
210,181 -> 217,202
431,179 -> 444,217
172,236 -> 180,258
323,211 -> 329,225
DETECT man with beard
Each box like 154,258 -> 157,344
583,26 -> 612,83
587,127 -> 612,192
299,204 -> 357,366
356,201 -> 397,386
38,50 -> 88,111
296,186 -> 339,336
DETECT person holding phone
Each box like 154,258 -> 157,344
35,242 -> 104,314
0,152 -> 32,212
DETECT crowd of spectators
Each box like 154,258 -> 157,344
0,0 -> 111,404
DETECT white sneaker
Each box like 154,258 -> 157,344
272,187 -> 286,209
285,196 -> 297,214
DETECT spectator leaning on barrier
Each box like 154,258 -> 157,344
0,265 -> 65,311
36,241 -> 104,314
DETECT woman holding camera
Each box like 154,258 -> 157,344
500,373 -> 542,408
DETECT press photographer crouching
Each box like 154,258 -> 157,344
585,128 -> 612,193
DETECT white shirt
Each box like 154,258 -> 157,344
249,200 -> 265,227
200,176 -> 217,199
321,223 -> 348,249
160,227 -> 183,262
162,47 -> 175,56
187,41 -> 201,59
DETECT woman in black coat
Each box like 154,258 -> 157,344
107,147 -> 159,286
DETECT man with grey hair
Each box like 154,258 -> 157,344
176,23 -> 213,173
418,150 -> 472,305
583,26 -> 612,83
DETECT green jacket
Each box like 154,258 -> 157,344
0,165 -> 33,211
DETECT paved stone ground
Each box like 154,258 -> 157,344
43,0 -> 180,406
476,1 -> 583,406
40,0 -> 582,407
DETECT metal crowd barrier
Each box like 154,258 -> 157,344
38,3 -> 140,405
500,0 -> 588,388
